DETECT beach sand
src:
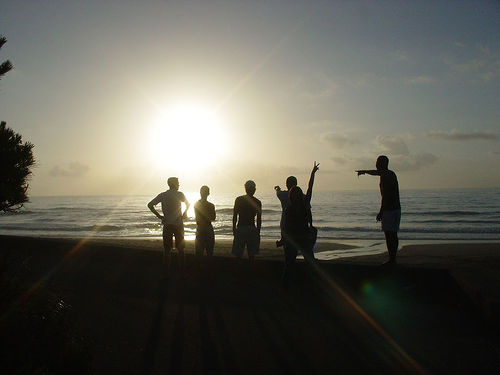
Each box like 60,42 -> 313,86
1,235 -> 499,374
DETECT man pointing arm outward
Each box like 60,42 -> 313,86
357,155 -> 401,265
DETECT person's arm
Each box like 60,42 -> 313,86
256,202 -> 262,233
210,203 -> 216,221
305,161 -> 320,203
232,198 -> 238,235
356,169 -> 381,176
274,186 -> 281,196
147,196 -> 163,221
182,200 -> 190,220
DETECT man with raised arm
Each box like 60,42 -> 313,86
232,180 -> 262,264
275,162 -> 319,248
148,177 -> 190,277
357,155 -> 401,264
279,162 -> 320,288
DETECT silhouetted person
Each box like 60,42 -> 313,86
194,185 -> 216,258
148,177 -> 190,277
274,175 -> 298,247
282,162 -> 319,288
357,155 -> 401,264
232,180 -> 262,264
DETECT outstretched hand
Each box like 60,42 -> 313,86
312,161 -> 320,173
356,170 -> 365,176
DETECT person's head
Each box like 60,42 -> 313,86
376,155 -> 389,171
200,185 -> 210,199
288,186 -> 304,206
285,176 -> 297,190
167,177 -> 179,190
244,180 -> 256,196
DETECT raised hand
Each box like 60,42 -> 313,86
312,161 -> 320,173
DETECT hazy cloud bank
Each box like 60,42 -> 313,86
49,162 -> 90,178
330,135 -> 437,172
321,132 -> 359,149
405,75 -> 435,85
376,135 -> 410,156
444,44 -> 500,82
427,129 -> 498,141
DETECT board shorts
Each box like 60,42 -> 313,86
381,209 -> 401,232
163,224 -> 185,251
232,225 -> 260,257
195,225 -> 215,256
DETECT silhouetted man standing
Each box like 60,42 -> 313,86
232,180 -> 262,263
148,177 -> 190,276
194,185 -> 216,258
357,156 -> 401,264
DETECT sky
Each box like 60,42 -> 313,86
1,0 -> 499,196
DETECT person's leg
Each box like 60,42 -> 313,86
381,209 -> 400,264
195,229 -> 203,258
162,225 -> 174,275
174,225 -> 186,275
282,243 -> 297,288
247,226 -> 260,265
231,227 -> 244,259
384,231 -> 398,263
206,227 -> 215,258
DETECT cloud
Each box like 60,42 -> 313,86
391,50 -> 409,61
295,74 -> 337,103
376,135 -> 410,156
406,75 -> 435,85
321,132 -> 359,149
49,162 -> 90,178
338,153 -> 437,173
444,45 -> 500,82
389,153 -> 438,172
426,130 -> 498,141
330,156 -> 349,165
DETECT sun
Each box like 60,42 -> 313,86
148,102 -> 229,172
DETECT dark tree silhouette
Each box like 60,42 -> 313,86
0,35 -> 13,79
0,36 -> 35,212
0,122 -> 35,212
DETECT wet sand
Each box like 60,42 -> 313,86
1,235 -> 499,374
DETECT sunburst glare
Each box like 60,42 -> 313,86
148,102 -> 229,172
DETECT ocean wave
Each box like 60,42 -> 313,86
405,210 -> 490,216
0,224 -> 122,232
407,219 -> 500,224
0,210 -> 34,215
216,208 -> 281,215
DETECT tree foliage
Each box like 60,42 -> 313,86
0,122 -> 35,211
1,35 -> 35,212
0,35 -> 13,79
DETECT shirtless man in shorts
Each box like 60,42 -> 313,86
232,180 -> 262,264
194,185 -> 216,258
357,155 -> 401,264
148,177 -> 190,276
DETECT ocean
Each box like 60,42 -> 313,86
1,189 -> 499,245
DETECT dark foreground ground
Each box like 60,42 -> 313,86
1,236 -> 499,374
